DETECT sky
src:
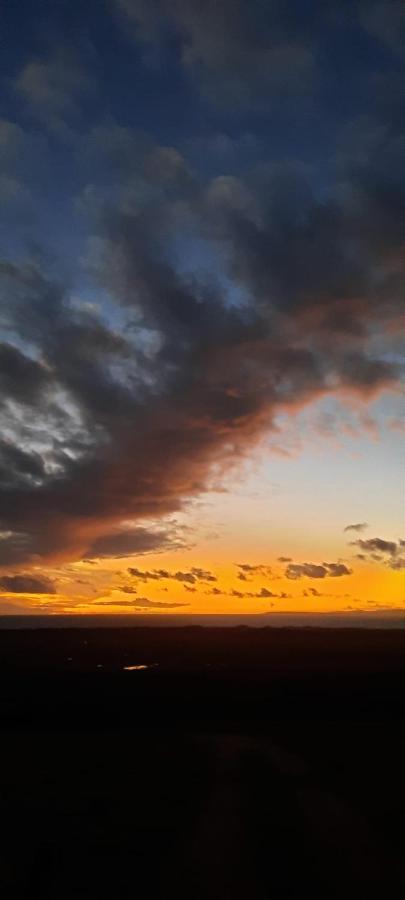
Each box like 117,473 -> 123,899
0,0 -> 404,616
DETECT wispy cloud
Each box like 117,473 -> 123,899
344,522 -> 368,533
91,596 -> 190,609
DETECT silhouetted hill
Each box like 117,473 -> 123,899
1,627 -> 404,898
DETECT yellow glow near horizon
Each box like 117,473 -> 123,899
2,555 -> 403,616
0,422 -> 404,617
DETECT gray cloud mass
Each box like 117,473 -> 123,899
0,3 -> 403,569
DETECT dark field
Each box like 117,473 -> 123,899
1,626 -> 405,898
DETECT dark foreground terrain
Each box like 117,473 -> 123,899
1,625 -> 405,898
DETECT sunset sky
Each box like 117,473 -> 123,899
0,0 -> 404,616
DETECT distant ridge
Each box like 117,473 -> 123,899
0,612 -> 404,629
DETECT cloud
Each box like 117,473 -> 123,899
110,596 -> 190,609
255,587 -> 278,598
172,571 -> 196,584
0,73 -> 404,569
114,0 -> 315,107
85,595 -> 190,609
84,525 -> 188,559
113,1 -> 405,118
360,1 -> 405,58
389,557 -> 405,571
0,574 -> 56,593
352,537 -> 398,556
190,566 -> 217,582
326,563 -> 353,578
127,566 -> 216,585
13,51 -> 94,133
220,586 -> 288,600
344,522 -> 368,533
277,556 -> 292,563
351,537 -> 405,571
285,562 -> 352,580
236,564 -> 274,579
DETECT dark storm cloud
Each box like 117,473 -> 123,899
0,344 -> 50,403
344,523 -> 368,533
0,4 -> 403,569
0,123 -> 403,567
0,161 -> 402,566
286,562 -> 352,580
0,574 -> 56,593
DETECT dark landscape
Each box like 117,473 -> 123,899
1,1 -> 405,896
1,624 -> 405,898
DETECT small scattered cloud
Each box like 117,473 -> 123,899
235,563 -> 274,580
90,596 -> 189,609
225,586 -> 289,600
128,566 -> 217,585
255,587 -> 277,598
189,567 -> 217,582
389,557 -> 405,571
285,561 -> 352,580
344,522 -> 368,533
351,537 -> 397,555
350,536 -> 405,572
